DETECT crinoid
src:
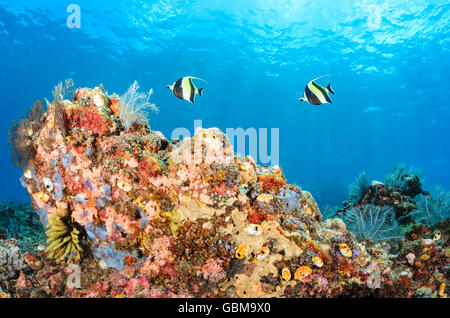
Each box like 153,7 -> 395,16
348,171 -> 370,205
342,204 -> 400,242
45,215 -> 84,263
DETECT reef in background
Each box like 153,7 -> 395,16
1,81 -> 448,298
0,203 -> 45,253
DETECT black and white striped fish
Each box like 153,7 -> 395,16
167,76 -> 206,103
299,76 -> 335,105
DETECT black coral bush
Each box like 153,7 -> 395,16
8,100 -> 45,168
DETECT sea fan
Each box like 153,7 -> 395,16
342,204 -> 400,242
411,185 -> 450,225
348,171 -> 370,205
119,81 -> 158,131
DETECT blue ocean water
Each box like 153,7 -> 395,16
0,0 -> 449,208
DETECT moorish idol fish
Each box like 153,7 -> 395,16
167,76 -> 207,103
299,75 -> 335,105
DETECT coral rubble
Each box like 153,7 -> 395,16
2,82 -> 448,298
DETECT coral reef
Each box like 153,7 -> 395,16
0,203 -> 45,253
2,83 -> 449,298
384,164 -> 424,198
340,166 -> 428,225
412,185 -> 450,225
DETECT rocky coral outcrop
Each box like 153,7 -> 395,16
4,83 -> 448,298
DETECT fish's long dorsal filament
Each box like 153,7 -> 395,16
310,74 -> 331,83
186,76 -> 209,84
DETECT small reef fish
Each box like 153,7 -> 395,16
254,246 -> 270,262
243,224 -> 263,235
281,267 -> 291,281
294,266 -> 312,280
432,230 -> 441,241
339,243 -> 353,257
235,242 -> 249,259
167,76 -> 206,103
313,256 -> 324,268
299,76 -> 334,105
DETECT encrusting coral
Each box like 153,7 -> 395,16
3,81 -> 449,298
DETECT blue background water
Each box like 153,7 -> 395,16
0,0 -> 449,208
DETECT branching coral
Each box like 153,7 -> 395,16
348,171 -> 370,205
8,100 -> 44,168
412,185 -> 450,225
119,81 -> 158,131
45,215 -> 84,263
342,204 -> 400,242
